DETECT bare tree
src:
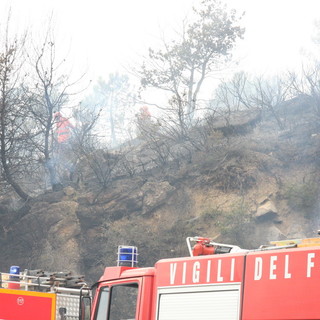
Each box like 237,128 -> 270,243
72,102 -> 101,152
25,29 -> 81,191
68,101 -> 102,185
289,64 -> 320,119
214,72 -> 254,112
0,19 -> 30,201
252,76 -> 290,130
214,72 -> 290,130
82,73 -> 136,147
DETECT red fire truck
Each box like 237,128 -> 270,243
0,268 -> 90,320
3,236 -> 320,319
87,236 -> 320,320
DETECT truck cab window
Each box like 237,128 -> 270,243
109,283 -> 139,320
95,286 -> 110,320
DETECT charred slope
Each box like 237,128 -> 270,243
0,99 -> 319,284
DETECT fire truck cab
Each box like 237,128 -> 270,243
90,236 -> 320,320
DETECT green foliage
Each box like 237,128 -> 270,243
140,0 -> 244,127
202,207 -> 224,222
201,204 -> 251,229
220,204 -> 251,234
201,203 -> 253,247
283,180 -> 318,212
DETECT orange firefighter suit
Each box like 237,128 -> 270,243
54,112 -> 74,144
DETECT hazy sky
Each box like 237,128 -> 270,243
1,0 -> 320,85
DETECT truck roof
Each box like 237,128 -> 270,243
99,266 -> 155,282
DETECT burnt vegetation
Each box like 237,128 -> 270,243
0,0 -> 318,205
0,2 -> 320,284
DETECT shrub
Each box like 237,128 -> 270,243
201,208 -> 224,222
201,204 -> 250,229
283,180 -> 318,212
200,203 -> 253,247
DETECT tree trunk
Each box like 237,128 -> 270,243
0,130 -> 30,201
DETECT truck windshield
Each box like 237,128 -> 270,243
109,283 -> 139,320
94,283 -> 139,320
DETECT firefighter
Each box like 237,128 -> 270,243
139,106 -> 151,119
53,112 -> 75,184
136,106 -> 154,137
54,112 -> 74,144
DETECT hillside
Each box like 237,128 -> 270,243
0,95 -> 319,284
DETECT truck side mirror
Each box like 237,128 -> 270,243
79,288 -> 91,320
